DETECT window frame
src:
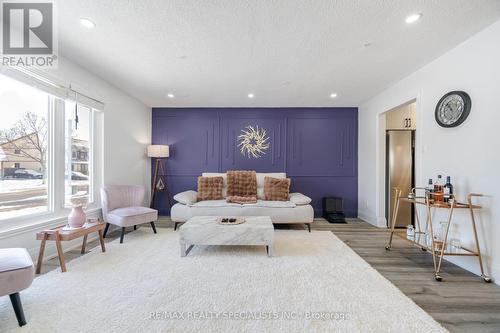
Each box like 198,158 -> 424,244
63,103 -> 96,208
0,74 -> 103,232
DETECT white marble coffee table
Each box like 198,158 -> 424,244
179,216 -> 274,257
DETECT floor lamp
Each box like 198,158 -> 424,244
147,145 -> 170,209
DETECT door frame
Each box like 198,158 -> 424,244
375,96 -> 422,228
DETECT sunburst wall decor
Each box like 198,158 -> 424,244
237,125 -> 270,158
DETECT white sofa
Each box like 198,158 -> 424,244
170,172 -> 314,231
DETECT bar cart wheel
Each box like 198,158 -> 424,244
435,274 -> 442,282
385,245 -> 391,251
483,276 -> 492,283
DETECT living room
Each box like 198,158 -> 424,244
1,1 -> 500,332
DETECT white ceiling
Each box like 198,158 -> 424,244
58,0 -> 500,107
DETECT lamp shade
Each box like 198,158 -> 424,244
147,145 -> 169,158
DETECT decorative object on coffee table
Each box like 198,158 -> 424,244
217,217 -> 246,225
179,216 -> 274,257
35,219 -> 106,273
68,204 -> 87,228
147,144 -> 170,209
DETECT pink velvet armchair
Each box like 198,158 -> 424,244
100,185 -> 158,243
0,248 -> 34,326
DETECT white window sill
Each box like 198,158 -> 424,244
0,206 -> 102,240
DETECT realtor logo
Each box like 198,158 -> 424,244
1,0 -> 57,67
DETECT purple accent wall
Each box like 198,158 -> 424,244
151,108 -> 358,217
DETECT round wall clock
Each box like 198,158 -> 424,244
435,91 -> 471,128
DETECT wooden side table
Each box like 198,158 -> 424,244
36,220 -> 106,273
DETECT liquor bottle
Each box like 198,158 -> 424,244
425,178 -> 434,200
434,175 -> 444,202
443,176 -> 453,203
426,178 -> 434,194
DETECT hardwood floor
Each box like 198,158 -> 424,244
40,218 -> 500,332
311,219 -> 500,333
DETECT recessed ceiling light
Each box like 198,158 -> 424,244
80,18 -> 96,29
405,13 -> 422,24
247,93 -> 255,99
167,93 -> 175,99
330,93 -> 338,99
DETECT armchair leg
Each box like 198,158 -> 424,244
120,227 -> 125,243
134,225 -> 137,230
306,223 -> 311,232
103,223 -> 110,238
150,222 -> 157,234
9,292 -> 26,327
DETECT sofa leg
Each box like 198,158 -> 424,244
174,222 -> 178,231
120,227 -> 125,243
134,225 -> 137,230
9,292 -> 26,327
306,223 -> 311,232
150,222 -> 157,234
103,223 -> 110,238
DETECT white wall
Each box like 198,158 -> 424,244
0,56 -> 151,260
358,20 -> 500,283
52,57 -> 152,189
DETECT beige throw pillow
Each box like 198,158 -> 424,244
197,176 -> 224,201
264,176 -> 291,201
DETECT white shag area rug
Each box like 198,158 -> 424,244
0,229 -> 446,333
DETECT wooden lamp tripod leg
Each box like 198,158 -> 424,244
150,158 -> 160,208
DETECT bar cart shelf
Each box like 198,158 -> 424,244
385,188 -> 491,283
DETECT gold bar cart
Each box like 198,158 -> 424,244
385,187 -> 492,283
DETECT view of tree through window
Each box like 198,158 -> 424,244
0,75 -> 50,220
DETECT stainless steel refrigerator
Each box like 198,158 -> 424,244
386,130 -> 415,228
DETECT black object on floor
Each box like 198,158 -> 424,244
9,292 -> 26,326
322,197 -> 346,223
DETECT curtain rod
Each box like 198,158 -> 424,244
9,66 -> 104,106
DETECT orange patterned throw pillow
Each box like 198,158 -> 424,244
197,176 -> 224,201
264,176 -> 291,201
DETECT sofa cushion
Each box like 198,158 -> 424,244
227,170 -> 257,197
0,248 -> 33,273
289,192 -> 312,205
192,200 -> 241,208
0,248 -> 34,297
264,176 -> 290,201
227,195 -> 257,204
107,207 -> 158,227
191,199 -> 295,208
197,176 -> 224,201
170,202 -> 313,224
173,190 -> 198,206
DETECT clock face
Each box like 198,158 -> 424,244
435,91 -> 471,128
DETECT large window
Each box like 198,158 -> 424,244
65,102 -> 93,206
0,75 -> 50,220
0,72 -> 102,225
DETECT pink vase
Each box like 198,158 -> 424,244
68,205 -> 86,228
